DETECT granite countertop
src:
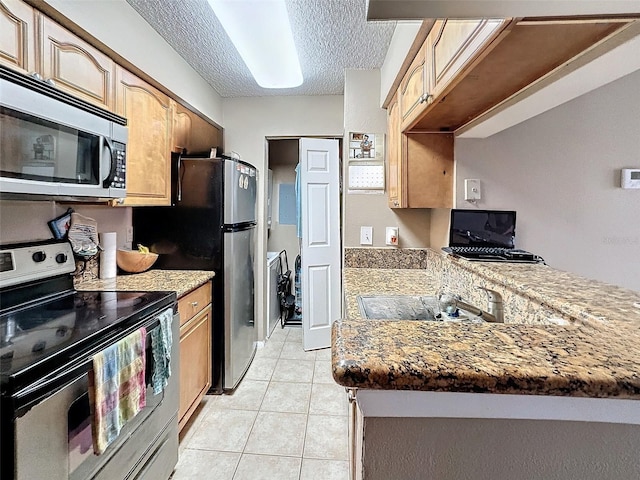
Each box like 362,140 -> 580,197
333,254 -> 640,399
77,269 -> 214,298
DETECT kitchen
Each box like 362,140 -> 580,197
1,0 -> 640,479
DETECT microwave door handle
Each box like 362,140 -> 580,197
102,136 -> 117,188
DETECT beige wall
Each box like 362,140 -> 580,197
343,69 -> 431,249
363,417 -> 640,480
267,139 -> 300,261
455,70 -> 640,292
0,200 -> 131,247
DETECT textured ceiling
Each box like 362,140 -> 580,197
125,0 -> 396,97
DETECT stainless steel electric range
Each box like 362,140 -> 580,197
0,240 -> 179,480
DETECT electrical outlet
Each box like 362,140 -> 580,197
126,226 -> 134,243
360,226 -> 373,245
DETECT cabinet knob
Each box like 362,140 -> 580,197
191,301 -> 199,308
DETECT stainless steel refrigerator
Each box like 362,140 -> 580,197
133,154 -> 257,392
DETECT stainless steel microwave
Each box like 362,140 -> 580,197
0,66 -> 127,201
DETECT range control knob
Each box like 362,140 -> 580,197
56,253 -> 68,264
32,251 -> 47,262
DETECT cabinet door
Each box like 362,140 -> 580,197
189,111 -> 221,154
405,133 -> 453,208
0,0 -> 36,74
40,17 -> 115,110
172,101 -> 192,154
386,93 -> 404,209
399,42 -> 428,128
428,19 -> 505,100
178,306 -> 212,430
172,101 -> 221,155
115,66 -> 173,206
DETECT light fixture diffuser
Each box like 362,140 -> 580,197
208,0 -> 303,89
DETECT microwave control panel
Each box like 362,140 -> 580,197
111,141 -> 126,189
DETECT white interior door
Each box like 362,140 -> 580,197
300,138 -> 341,351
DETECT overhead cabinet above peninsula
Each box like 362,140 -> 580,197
386,15 -> 640,209
398,16 -> 640,133
0,0 -> 222,206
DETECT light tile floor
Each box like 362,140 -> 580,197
173,326 -> 350,480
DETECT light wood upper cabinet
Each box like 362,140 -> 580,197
427,19 -> 505,101
40,17 -> 115,110
178,282 -> 212,432
0,0 -> 36,74
172,102 -> 192,154
399,42 -> 429,128
172,101 -> 222,155
115,66 -> 173,206
387,93 -> 403,208
409,17 -> 637,131
403,133 -> 453,208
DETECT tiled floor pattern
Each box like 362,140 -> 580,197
173,326 -> 349,480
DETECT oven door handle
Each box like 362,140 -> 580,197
13,356 -> 92,418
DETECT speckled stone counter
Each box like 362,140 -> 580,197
77,270 -> 214,298
333,253 -> 640,398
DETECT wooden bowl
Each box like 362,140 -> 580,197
116,249 -> 158,273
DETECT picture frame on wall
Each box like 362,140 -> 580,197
348,132 -> 384,160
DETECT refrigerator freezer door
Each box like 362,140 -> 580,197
224,159 -> 257,225
223,226 -> 256,390
177,158 -> 221,208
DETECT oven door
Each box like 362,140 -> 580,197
11,314 -> 177,480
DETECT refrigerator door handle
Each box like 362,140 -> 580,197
177,155 -> 183,202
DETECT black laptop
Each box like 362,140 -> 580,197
442,209 -> 538,262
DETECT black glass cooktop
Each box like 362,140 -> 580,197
0,290 -> 175,389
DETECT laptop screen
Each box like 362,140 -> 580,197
449,209 -> 516,249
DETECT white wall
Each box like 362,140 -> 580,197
343,69 -> 432,249
42,0 -> 223,125
379,22 -> 422,107
267,139 -> 300,261
455,70 -> 640,291
222,95 -> 344,340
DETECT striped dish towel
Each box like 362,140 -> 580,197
89,327 -> 147,455
150,308 -> 174,395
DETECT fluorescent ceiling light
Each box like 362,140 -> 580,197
208,0 -> 303,89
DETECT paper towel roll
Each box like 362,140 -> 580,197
100,232 -> 117,249
100,250 -> 117,279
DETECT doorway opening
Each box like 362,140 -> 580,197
265,137 -> 343,349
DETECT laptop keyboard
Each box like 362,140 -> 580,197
450,246 -> 510,255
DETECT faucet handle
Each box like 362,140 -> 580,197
477,286 -> 502,303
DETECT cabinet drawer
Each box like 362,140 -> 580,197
178,282 -> 212,326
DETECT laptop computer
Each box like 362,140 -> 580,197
442,209 -> 538,262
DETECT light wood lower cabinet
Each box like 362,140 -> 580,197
177,282 -> 212,432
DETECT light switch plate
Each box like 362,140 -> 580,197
360,226 -> 373,245
464,179 -> 481,200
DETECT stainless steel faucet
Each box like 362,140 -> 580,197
441,287 -> 504,323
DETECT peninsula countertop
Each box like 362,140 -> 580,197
77,269 -> 214,298
333,256 -> 640,399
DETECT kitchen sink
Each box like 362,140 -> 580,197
356,295 -> 484,323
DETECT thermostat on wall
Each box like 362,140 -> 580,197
621,168 -> 640,189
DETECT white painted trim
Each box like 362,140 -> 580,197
357,390 -> 640,425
